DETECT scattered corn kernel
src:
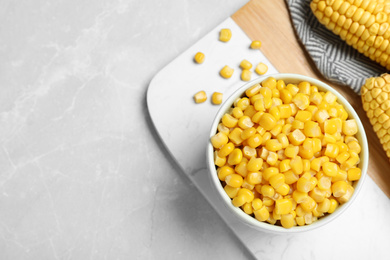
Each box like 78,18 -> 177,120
220,65 -> 234,79
255,62 -> 268,75
194,91 -> 207,103
211,92 -> 223,105
194,52 -> 205,64
241,69 -> 252,81
240,59 -> 253,70
250,40 -> 262,49
219,28 -> 232,42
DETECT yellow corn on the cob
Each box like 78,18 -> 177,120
310,0 -> 390,70
361,73 -> 390,159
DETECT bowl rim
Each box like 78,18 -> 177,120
207,73 -> 369,233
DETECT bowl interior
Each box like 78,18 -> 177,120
207,73 -> 368,233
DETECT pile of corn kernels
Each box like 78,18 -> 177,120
193,28 -> 268,105
210,77 -> 362,228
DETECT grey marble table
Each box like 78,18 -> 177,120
0,0 -> 252,259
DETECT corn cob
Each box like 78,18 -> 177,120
361,73 -> 390,158
310,0 -> 390,70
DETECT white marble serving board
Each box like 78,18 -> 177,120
147,18 -> 390,259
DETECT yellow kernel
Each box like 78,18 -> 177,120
235,161 -> 248,177
252,111 -> 264,123
227,148 -> 243,165
250,40 -> 262,49
322,161 -> 338,177
232,195 -> 246,207
288,129 -> 306,146
323,91 -> 337,104
343,119 -> 358,136
336,151 -> 350,164
347,167 -> 362,181
225,173 -> 244,188
304,121 -> 322,137
338,184 -> 354,203
275,198 -> 293,215
269,173 -> 285,189
241,69 -> 252,81
219,28 -> 232,42
261,132 -> 272,145
293,190 -> 309,203
292,93 -> 310,110
241,127 -> 256,140
324,143 -> 340,158
214,151 -> 226,167
224,185 -> 240,198
242,202 -> 253,215
242,146 -> 256,159
236,97 -> 250,110
263,167 -> 279,181
240,59 -> 253,70
279,104 -> 293,118
277,133 -> 289,148
217,165 -> 234,181
247,133 -> 263,148
237,188 -> 255,203
296,216 -> 305,226
328,198 -> 338,213
317,198 -> 331,213
290,155 -> 303,174
315,109 -> 330,123
284,170 -> 299,184
254,206 -> 270,221
309,187 -> 326,203
247,157 -> 263,172
194,52 -> 205,64
193,91 -> 207,103
265,139 -> 283,152
261,185 -> 275,197
285,145 -> 299,158
259,113 -> 277,130
242,179 -> 254,190
220,65 -> 234,79
296,176 -> 311,193
228,128 -> 243,145
245,83 -> 261,97
279,159 -> 291,172
332,181 -> 348,197
255,62 -> 268,75
222,113 -> 238,128
262,77 -> 277,89
295,110 -> 312,122
217,123 -> 229,135
211,92 -> 223,105
286,83 -> 299,96
210,132 -> 229,149
332,168 -> 347,182
280,89 -> 293,104
270,124 -> 283,137
347,140 -> 361,153
252,198 -> 263,210
317,175 -> 332,190
266,151 -> 279,166
238,116 -> 254,130
310,91 -> 323,105
300,196 -> 317,212
218,142 -> 235,157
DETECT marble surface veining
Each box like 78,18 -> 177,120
0,0 -> 251,259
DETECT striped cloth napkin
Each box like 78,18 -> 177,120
285,0 -> 385,94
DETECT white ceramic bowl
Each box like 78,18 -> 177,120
207,73 -> 369,233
